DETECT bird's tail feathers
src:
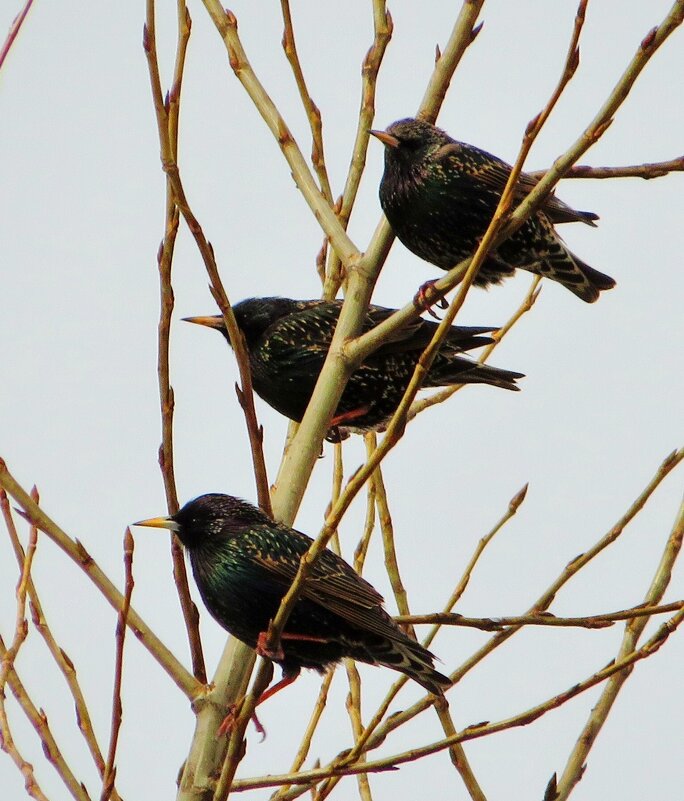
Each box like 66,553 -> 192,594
428,356 -> 524,392
382,638 -> 452,696
536,235 -> 616,303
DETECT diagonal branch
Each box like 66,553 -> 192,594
0,459 -> 201,699
229,603 -> 684,791
1,490 -> 121,799
554,492 -> 684,799
0,0 -> 35,73
280,0 -> 333,204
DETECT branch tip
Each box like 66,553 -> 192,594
509,483 -> 529,511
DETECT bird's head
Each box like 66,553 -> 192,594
370,118 -> 450,166
133,493 -> 266,549
183,297 -> 302,348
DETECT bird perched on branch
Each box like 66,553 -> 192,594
185,296 -> 523,437
134,493 -> 452,716
371,117 -> 615,303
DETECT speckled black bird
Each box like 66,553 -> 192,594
135,493 -> 451,702
184,297 -> 523,435
371,117 -> 616,303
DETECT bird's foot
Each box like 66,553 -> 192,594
414,280 -> 448,319
256,631 -> 285,661
217,702 -> 266,741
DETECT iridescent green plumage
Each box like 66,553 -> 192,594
145,494 -> 451,695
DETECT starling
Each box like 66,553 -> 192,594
134,493 -> 452,705
184,297 -> 523,435
371,117 -> 616,303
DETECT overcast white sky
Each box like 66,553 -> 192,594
1,2 -> 683,799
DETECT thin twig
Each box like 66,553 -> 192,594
422,483 -> 529,652
432,696 -> 488,801
100,529 -> 135,801
151,0 -> 207,685
0,490 -> 119,798
261,448 -> 683,794
352,435 -> 378,573
336,663 -> 372,801
271,672 -> 335,800
417,1 -> 485,121
373,465 -> 413,637
145,2 -> 275,795
0,487 -> 41,796
144,9 -> 271,516
0,0 -> 35,73
322,0 -> 393,299
280,0 -> 333,203
0,634 -> 91,800
396,601 -> 684,630
0,688 -> 49,801
407,276 -> 541,421
0,487 -> 38,699
555,492 -> 684,800
229,604 -> 684,791
0,459 -> 201,699
530,156 -> 684,180
358,448 -> 684,753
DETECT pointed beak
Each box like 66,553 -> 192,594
182,315 -> 225,330
132,515 -> 180,532
369,129 -> 400,148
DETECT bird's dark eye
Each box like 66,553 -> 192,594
399,137 -> 422,151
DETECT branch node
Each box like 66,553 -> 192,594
641,26 -> 658,50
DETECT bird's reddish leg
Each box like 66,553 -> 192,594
330,406 -> 371,427
218,630 -> 332,737
255,630 -> 330,660
217,674 -> 300,739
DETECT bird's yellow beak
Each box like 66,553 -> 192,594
132,516 -> 180,532
182,315 -> 224,330
369,129 -> 400,148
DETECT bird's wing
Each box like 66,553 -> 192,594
250,527 -> 413,643
259,305 -> 335,376
270,302 -> 429,358
435,142 -> 598,226
366,306 -> 496,356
